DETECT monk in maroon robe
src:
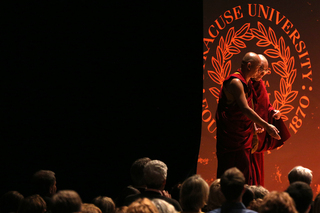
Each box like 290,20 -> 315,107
215,52 -> 281,184
250,54 -> 291,186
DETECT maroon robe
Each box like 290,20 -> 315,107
215,69 -> 256,184
251,79 -> 291,186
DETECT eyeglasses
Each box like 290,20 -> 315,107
258,67 -> 271,73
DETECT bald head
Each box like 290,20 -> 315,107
242,52 -> 260,64
258,54 -> 269,69
241,52 -> 261,80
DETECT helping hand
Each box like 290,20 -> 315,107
273,110 -> 281,120
255,126 -> 265,134
266,124 -> 281,140
254,123 -> 264,134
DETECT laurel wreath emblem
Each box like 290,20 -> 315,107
207,21 -> 297,121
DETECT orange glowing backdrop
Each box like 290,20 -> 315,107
199,0 -> 320,197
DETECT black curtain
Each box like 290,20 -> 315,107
1,1 -> 203,202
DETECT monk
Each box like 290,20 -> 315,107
215,52 -> 281,184
250,54 -> 291,186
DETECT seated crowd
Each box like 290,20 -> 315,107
0,158 -> 317,213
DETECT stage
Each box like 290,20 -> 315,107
198,0 -> 320,198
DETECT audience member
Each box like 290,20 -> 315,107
81,203 -> 102,213
17,194 -> 46,213
169,183 -> 181,205
247,198 -> 263,212
92,196 -> 115,213
242,185 -> 255,208
288,166 -> 313,185
116,157 -> 151,207
179,174 -> 208,213
3,162 -> 319,213
207,167 -> 257,213
127,198 -> 159,213
123,160 -> 182,211
312,192 -> 320,213
51,190 -> 82,213
130,158 -> 152,191
31,170 -> 57,212
246,185 -> 269,211
0,191 -> 24,213
259,191 -> 298,213
286,181 -> 313,213
152,199 -> 177,213
248,185 -> 269,199
204,178 -> 225,212
115,206 -> 128,213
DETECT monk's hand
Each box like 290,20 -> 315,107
273,110 -> 281,120
255,126 -> 264,134
266,124 -> 281,140
254,123 -> 264,134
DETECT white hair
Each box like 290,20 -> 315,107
143,160 -> 168,189
152,199 -> 177,213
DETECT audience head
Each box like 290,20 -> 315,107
246,185 -> 269,211
220,167 -> 245,202
259,191 -> 298,213
127,198 -> 159,213
285,181 -> 313,213
92,196 -> 115,213
143,160 -> 168,190
312,193 -> 320,213
248,185 -> 269,199
130,157 -> 152,187
0,191 -> 24,213
207,178 -> 226,211
115,206 -> 128,213
152,199 -> 177,213
81,203 -> 102,213
242,185 -> 254,207
51,190 -> 82,213
17,194 -> 46,213
288,166 -> 313,185
179,174 -> 209,212
32,170 -> 57,197
247,198 -> 263,212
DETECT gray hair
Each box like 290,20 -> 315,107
152,199 -> 177,213
143,160 -> 168,189
288,166 -> 313,185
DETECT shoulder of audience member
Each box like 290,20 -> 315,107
123,193 -> 142,207
206,208 -> 221,213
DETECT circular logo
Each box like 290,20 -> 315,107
199,3 -> 313,185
